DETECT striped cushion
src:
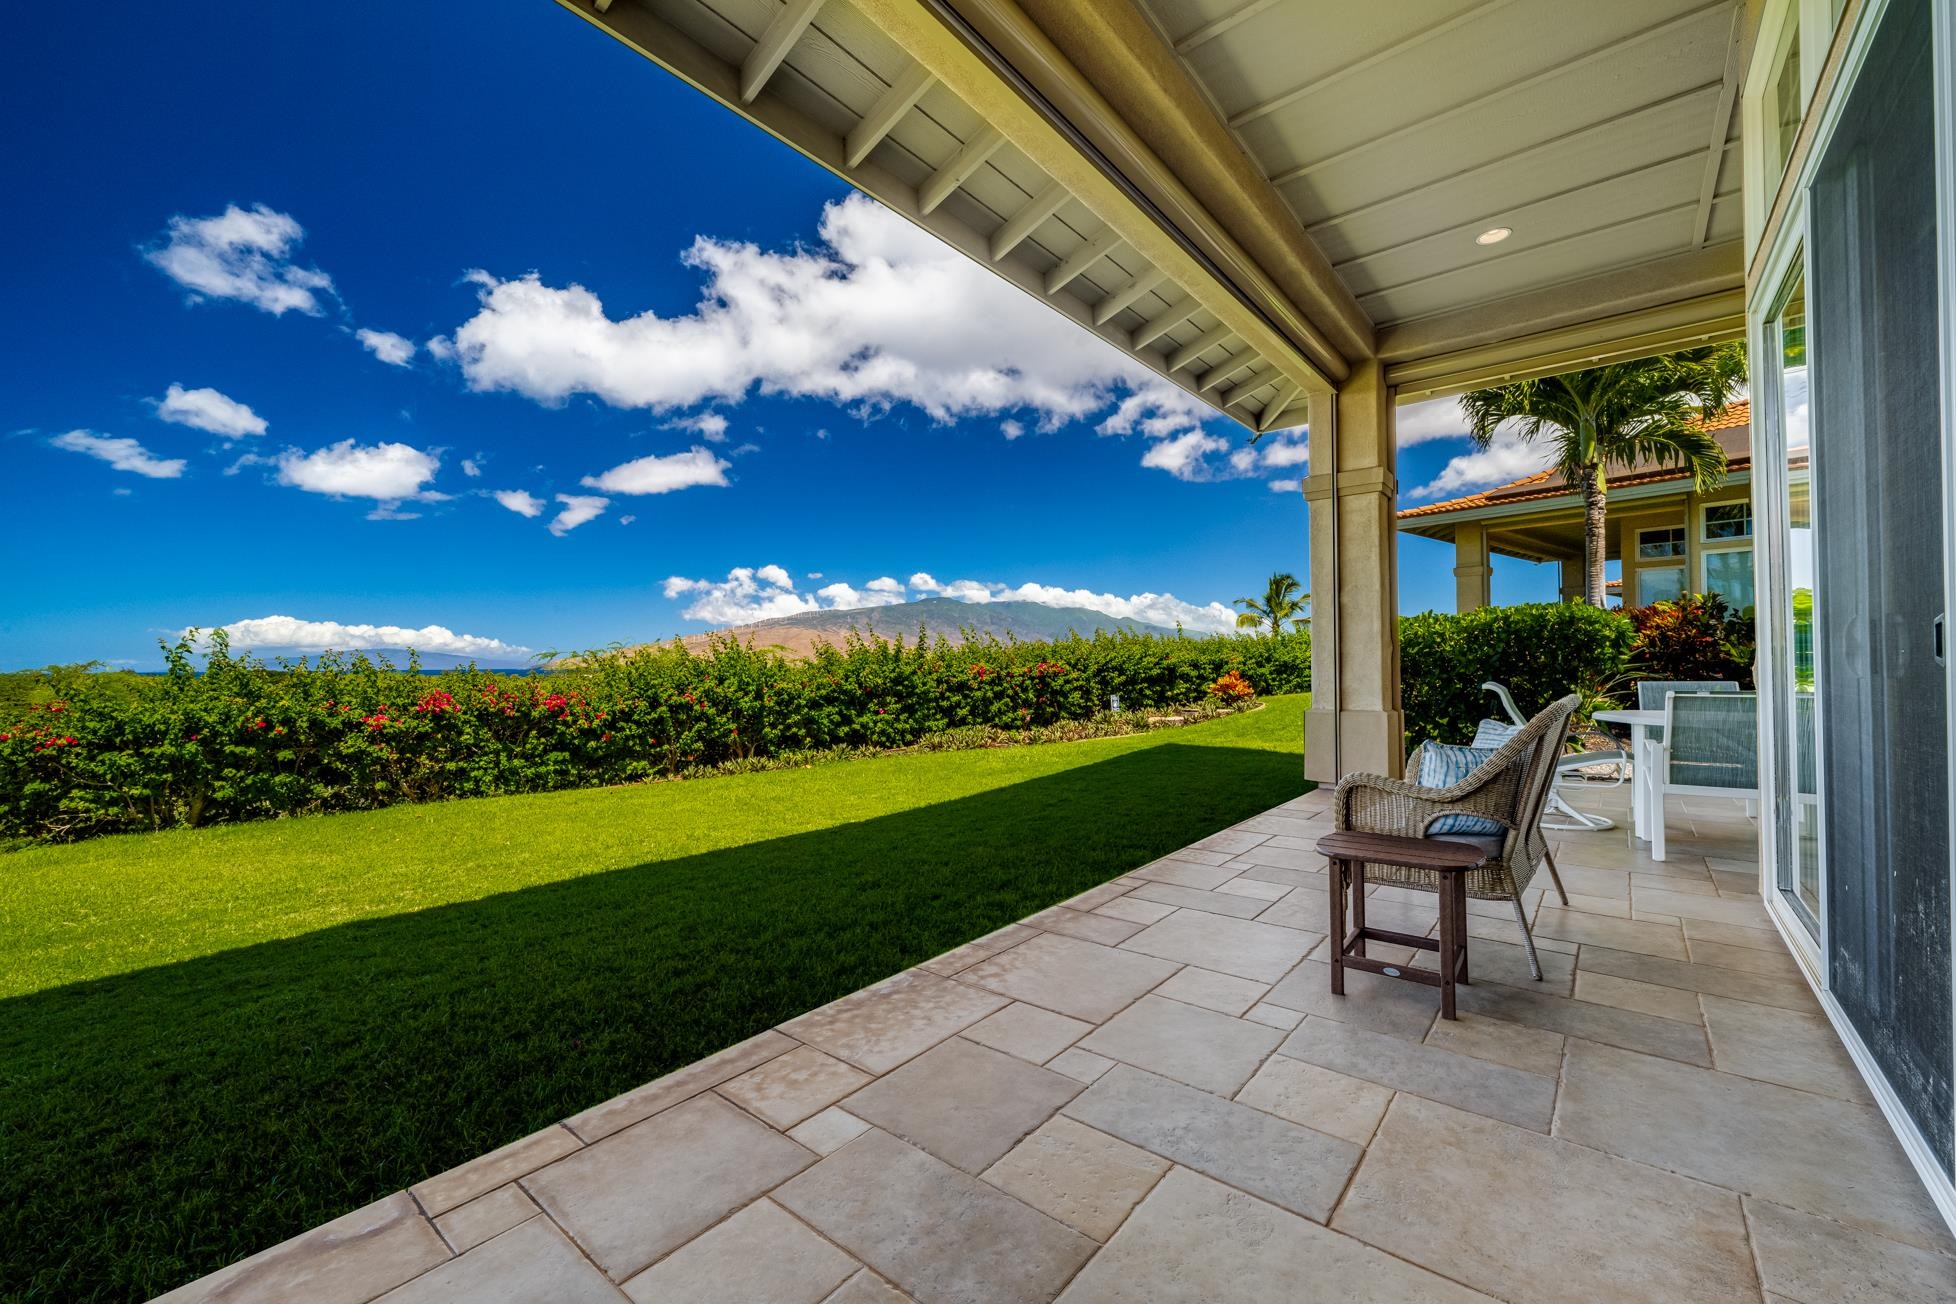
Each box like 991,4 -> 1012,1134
1417,743 -> 1505,835
1471,718 -> 1519,748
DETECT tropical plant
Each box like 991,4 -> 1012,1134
1234,571 -> 1310,635
1459,344 -> 1747,607
1624,591 -> 1755,689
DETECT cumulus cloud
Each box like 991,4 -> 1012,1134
580,445 -> 730,496
185,615 -> 529,657
910,573 -> 1238,633
356,328 -> 417,366
274,440 -> 443,514
1140,430 -> 1232,481
1000,419 -> 1025,440
1395,396 -> 1471,446
493,489 -> 545,517
51,430 -> 187,479
663,566 -> 822,625
154,383 -> 267,438
460,458 -> 482,477
548,493 -> 609,536
439,193 -> 1195,433
1268,478 -> 1301,493
143,203 -> 334,316
1411,432 -> 1555,499
668,411 -> 729,442
1258,436 -> 1309,468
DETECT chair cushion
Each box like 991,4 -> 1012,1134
1416,743 -> 1506,835
1470,718 -> 1520,748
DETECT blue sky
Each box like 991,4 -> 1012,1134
0,2 -> 1558,670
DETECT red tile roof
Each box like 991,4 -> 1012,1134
1398,400 -> 1751,521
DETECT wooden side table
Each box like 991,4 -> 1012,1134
1316,830 -> 1489,1020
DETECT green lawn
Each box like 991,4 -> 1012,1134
0,696 -> 1308,1302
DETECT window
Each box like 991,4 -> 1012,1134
1703,503 -> 1754,540
1704,549 -> 1756,613
1638,566 -> 1686,606
1772,29 -> 1803,178
1638,527 -> 1685,560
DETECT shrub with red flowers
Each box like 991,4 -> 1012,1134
1207,670 -> 1256,702
1624,592 -> 1755,690
0,624 -> 1310,844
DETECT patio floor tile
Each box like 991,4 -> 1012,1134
825,1270 -> 915,1302
524,1094 -> 815,1280
1530,907 -> 1688,958
1117,909 -> 1317,982
1046,1047 -> 1116,1083
1744,1196 -> 1956,1304
958,932 -> 1178,1022
1063,1066 -> 1361,1222
717,1045 -> 873,1129
1455,979 -> 1712,1066
916,923 -> 1042,977
1249,886 -> 1329,931
378,1216 -> 624,1304
1058,1166 -> 1491,1303
780,969 -> 1007,1074
1635,886 -> 1773,928
1121,881 -> 1267,918
787,1106 -> 871,1156
1576,945 -> 1818,1012
1409,934 -> 1575,995
1261,959 -> 1439,1042
152,1192 -> 451,1304
619,1199 -> 857,1304
1232,1055 -> 1391,1145
1026,906 -> 1147,945
1574,970 -> 1705,1024
1685,936 -> 1806,978
960,1001 -> 1094,1064
411,1124 -> 583,1216
981,1116 -> 1171,1241
1421,1011 -> 1565,1077
775,1129 -> 1095,1304
841,1037 -> 1081,1174
1335,1096 -> 1760,1303
1279,1017 -> 1556,1133
564,1029 -> 799,1141
1126,858 -> 1238,890
1557,1038 -> 1954,1252
1682,916 -> 1788,952
1091,895 -> 1176,924
1151,965 -> 1268,1015
432,1184 -> 540,1254
1700,994 -> 1868,1102
1077,994 -> 1282,1095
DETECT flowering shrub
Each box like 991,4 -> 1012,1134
1207,670 -> 1255,702
0,627 -> 1310,844
1624,592 -> 1755,689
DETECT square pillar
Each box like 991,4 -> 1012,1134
1559,559 -> 1584,603
1304,359 -> 1404,784
1453,523 -> 1492,612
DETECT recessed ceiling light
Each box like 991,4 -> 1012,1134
1476,226 -> 1513,246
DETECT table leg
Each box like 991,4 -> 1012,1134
1454,876 -> 1469,986
1437,875 -> 1459,1020
1350,861 -> 1367,958
1629,727 -> 1651,844
1327,857 -> 1346,995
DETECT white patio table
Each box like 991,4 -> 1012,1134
1592,708 -> 1665,845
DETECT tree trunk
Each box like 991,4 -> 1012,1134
1580,464 -> 1608,608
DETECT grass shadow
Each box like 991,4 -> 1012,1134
1,740 -> 1305,1301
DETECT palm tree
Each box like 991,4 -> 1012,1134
1235,572 -> 1309,635
1459,344 -> 1746,609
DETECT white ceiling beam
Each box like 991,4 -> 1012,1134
1166,323 -> 1235,372
1221,370 -> 1279,410
1092,267 -> 1167,326
1044,228 -> 1123,296
1269,1 -> 1729,187
918,125 -> 1004,215
1228,0 -> 1517,129
1199,352 -> 1259,394
1131,297 -> 1198,350
1692,5 -> 1747,249
740,0 -> 828,104
845,63 -> 936,168
1303,81 -> 1722,238
988,180 -> 1067,261
1256,380 -> 1306,432
1172,0 -> 1282,54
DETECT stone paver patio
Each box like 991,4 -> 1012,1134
159,784 -> 1956,1303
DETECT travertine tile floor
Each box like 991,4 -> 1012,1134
159,785 -> 1956,1303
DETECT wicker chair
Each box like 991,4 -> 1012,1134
1333,694 -> 1581,980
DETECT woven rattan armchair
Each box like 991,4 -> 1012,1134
1333,694 -> 1581,980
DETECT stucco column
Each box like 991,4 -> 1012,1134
1304,359 -> 1405,783
1559,559 -> 1584,603
1453,523 -> 1492,612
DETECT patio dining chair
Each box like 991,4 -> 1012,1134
1635,679 -> 1738,744
1332,694 -> 1580,980
1648,691 -> 1760,861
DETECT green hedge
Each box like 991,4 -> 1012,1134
0,627 -> 1310,844
1400,603 -> 1634,746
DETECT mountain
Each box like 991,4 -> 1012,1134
669,597 -> 1186,659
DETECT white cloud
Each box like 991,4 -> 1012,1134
548,493 -> 609,536
1258,436 -> 1309,468
909,572 -> 998,603
356,328 -> 417,366
186,614 -> 529,657
275,440 -> 442,509
441,193 -> 1195,433
1000,419 -> 1025,440
1411,432 -> 1556,499
460,458 -> 482,477
1395,396 -> 1471,446
580,445 -> 730,496
668,411 -> 729,442
663,566 -> 821,624
866,576 -> 905,597
493,488 -> 545,517
1268,478 -> 1301,493
143,204 -> 334,316
51,430 -> 187,479
1140,430 -> 1232,481
154,383 -> 267,438
815,580 -> 909,609
911,572 -> 1237,633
